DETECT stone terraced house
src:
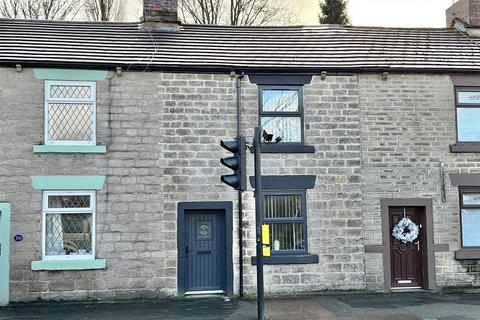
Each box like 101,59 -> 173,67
2,0 -> 480,305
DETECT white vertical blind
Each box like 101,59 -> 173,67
457,108 -> 480,142
462,209 -> 480,247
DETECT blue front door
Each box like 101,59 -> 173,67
185,210 -> 226,293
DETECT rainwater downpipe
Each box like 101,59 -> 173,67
235,71 -> 245,297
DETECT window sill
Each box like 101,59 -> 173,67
33,145 -> 107,154
259,144 -> 315,153
455,249 -> 480,260
251,254 -> 319,265
31,259 -> 106,271
450,143 -> 480,153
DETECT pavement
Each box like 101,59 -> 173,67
1,292 -> 480,320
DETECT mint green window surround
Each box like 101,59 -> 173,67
33,69 -> 108,81
31,176 -> 106,190
33,145 -> 106,154
34,68 -> 108,154
0,203 -> 11,306
31,259 -> 106,271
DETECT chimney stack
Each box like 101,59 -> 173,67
446,0 -> 480,27
143,0 -> 179,31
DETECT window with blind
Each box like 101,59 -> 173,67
460,188 -> 480,247
44,81 -> 96,145
456,88 -> 480,142
263,191 -> 307,254
259,86 -> 303,144
42,191 -> 96,260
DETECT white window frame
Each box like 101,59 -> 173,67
44,80 -> 97,145
42,190 -> 96,261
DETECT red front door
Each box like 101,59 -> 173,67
390,207 -> 424,288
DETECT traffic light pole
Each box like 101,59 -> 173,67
253,126 -> 264,320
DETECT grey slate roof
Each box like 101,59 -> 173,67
1,19 -> 480,73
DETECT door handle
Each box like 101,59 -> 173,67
186,246 -> 189,257
415,241 -> 420,251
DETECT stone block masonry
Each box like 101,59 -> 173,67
359,74 -> 480,290
1,68 -> 479,301
240,75 -> 364,294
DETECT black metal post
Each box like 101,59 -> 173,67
235,73 -> 245,297
253,126 -> 264,320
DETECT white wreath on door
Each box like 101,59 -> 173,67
392,217 -> 419,243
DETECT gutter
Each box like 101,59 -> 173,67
5,60 -> 480,75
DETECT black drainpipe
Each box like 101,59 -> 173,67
235,71 -> 245,297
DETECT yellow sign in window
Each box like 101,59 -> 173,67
262,224 -> 270,257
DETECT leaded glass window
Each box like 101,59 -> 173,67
456,88 -> 480,142
263,192 -> 307,254
45,81 -> 96,145
260,87 -> 303,143
43,191 -> 96,260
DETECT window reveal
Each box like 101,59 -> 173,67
460,188 -> 480,247
45,81 -> 96,145
259,87 -> 303,143
263,192 -> 307,253
456,88 -> 480,142
43,191 -> 96,259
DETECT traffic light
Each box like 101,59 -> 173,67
220,136 -> 246,191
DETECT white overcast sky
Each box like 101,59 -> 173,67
127,0 -> 458,27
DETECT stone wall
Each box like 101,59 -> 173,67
240,75 -> 364,294
0,68 -> 366,301
0,69 -> 168,301
359,73 -> 480,291
2,68 -> 479,301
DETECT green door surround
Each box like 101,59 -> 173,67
0,203 -> 11,306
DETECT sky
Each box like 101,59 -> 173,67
291,0 -> 456,27
127,0 -> 458,28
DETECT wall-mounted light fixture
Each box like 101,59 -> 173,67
15,64 -> 22,72
320,71 -> 327,80
116,67 -> 122,77
382,72 -> 389,81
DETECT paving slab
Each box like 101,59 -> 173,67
265,298 -> 336,320
1,292 -> 480,320
0,297 -> 256,320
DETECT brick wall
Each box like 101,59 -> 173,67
144,0 -> 178,22
446,0 -> 480,27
